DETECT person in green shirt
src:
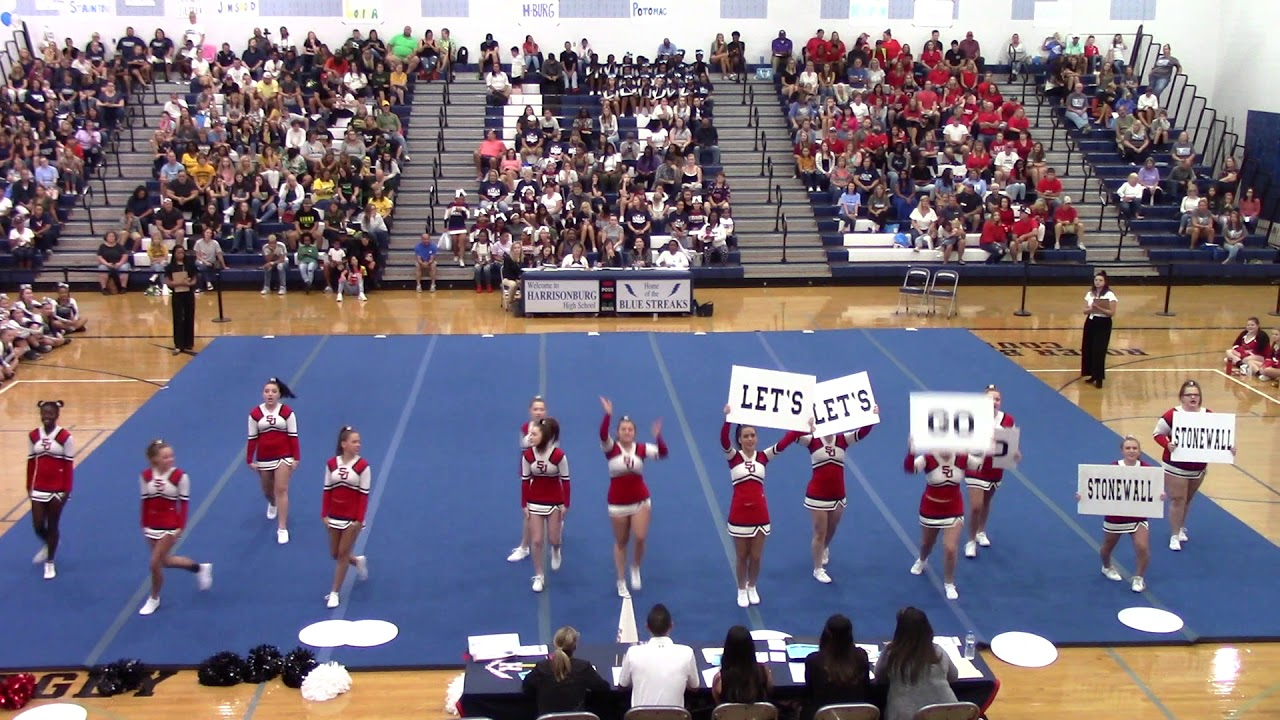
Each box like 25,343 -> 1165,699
295,234 -> 320,291
438,28 -> 458,82
374,104 -> 409,161
388,26 -> 420,73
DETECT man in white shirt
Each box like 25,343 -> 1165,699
183,12 -> 205,52
656,239 -> 691,269
486,66 -> 512,104
618,604 -> 698,708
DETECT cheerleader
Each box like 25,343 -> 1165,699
508,395 -> 549,563
963,385 -> 1021,558
1153,380 -> 1234,551
246,377 -> 301,544
1225,317 -> 1268,376
138,439 -> 213,616
28,400 -> 73,580
599,396 -> 668,598
322,426 -> 370,609
720,405 -> 798,608
904,438 -> 981,600
1246,334 -> 1280,385
788,407 -> 878,584
521,417 -> 570,593
1075,436 -> 1166,593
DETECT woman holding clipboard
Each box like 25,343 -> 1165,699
165,247 -> 197,356
1076,436 -> 1165,593
1081,271 -> 1117,388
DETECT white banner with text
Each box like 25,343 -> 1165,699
809,372 -> 879,437
522,278 -> 600,314
1169,411 -> 1236,464
992,426 -> 1021,470
727,366 -> 816,433
615,278 -> 692,314
1077,464 -> 1165,518
908,392 -> 996,453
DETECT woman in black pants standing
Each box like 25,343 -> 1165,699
166,246 -> 197,355
1081,270 -> 1118,388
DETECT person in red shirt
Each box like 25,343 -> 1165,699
921,40 -> 943,68
965,142 -> 992,177
1053,196 -> 1086,249
1010,208 -> 1042,263
28,400 -> 73,581
915,84 -> 941,126
322,426 -> 371,609
138,439 -> 213,616
1037,168 -> 1064,212
824,31 -> 847,74
927,63 -> 950,88
974,101 -> 1003,139
978,217 -> 1008,263
805,30 -> 828,65
881,30 -> 901,63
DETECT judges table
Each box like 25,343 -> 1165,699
520,269 -> 694,316
459,640 -> 998,720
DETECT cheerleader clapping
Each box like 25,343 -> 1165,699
522,417 -> 570,593
322,426 -> 370,609
599,396 -> 668,598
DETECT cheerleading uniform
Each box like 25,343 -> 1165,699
965,411 -> 1016,491
322,455 -> 372,530
600,413 -> 669,517
720,423 -> 796,537
246,403 -> 300,471
905,452 -> 980,529
27,425 -> 74,503
140,467 -> 190,540
790,425 -> 873,511
1229,331 -> 1266,363
1152,406 -> 1210,480
1103,458 -> 1154,534
522,445 -> 570,515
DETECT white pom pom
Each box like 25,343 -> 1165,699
300,662 -> 353,702
444,672 -> 465,715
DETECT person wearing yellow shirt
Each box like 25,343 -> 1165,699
310,169 -> 337,203
254,72 -> 281,104
368,191 -> 394,218
180,149 -> 200,174
190,152 -> 216,188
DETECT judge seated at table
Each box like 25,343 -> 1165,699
875,607 -> 959,720
656,239 -> 691,269
618,603 -> 699,707
800,614 -> 872,720
711,625 -> 773,703
522,626 -> 611,716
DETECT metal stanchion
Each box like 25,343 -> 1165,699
1269,279 -> 1280,317
1156,263 -> 1176,316
212,270 -> 232,324
1013,260 -> 1032,317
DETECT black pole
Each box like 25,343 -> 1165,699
1270,279 -> 1280,317
1156,263 -> 1176,316
1013,260 -> 1032,316
212,270 -> 231,323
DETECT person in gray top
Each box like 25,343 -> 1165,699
874,607 -> 959,720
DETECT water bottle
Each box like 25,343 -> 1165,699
963,632 -> 976,660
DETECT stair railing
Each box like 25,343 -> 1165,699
780,213 -> 789,263
772,183 -> 783,232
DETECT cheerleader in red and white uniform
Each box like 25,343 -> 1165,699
1153,380 -> 1234,551
246,377 -> 301,544
1246,335 -> 1280,385
1075,436 -> 1166,593
599,396 -> 668,598
138,439 -> 212,616
322,426 -> 371,609
904,438 -> 981,601
721,405 -> 798,608
521,417 -> 570,593
508,396 -> 549,563
28,400 -> 73,580
1225,317 -> 1268,376
787,407 -> 878,584
963,385 -> 1021,559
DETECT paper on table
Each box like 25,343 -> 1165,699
701,667 -> 719,687
767,639 -> 787,651
755,651 -> 769,663
856,643 -> 881,665
516,644 -> 548,656
468,633 -> 521,661
769,651 -> 786,663
612,667 -> 623,686
934,636 -> 983,680
788,662 -> 806,683
701,647 -> 724,666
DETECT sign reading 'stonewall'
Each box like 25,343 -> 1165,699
1077,464 -> 1166,518
808,372 -> 879,436
1169,411 -> 1237,464
727,366 -> 816,433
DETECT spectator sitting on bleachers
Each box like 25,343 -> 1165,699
1186,198 -> 1214,249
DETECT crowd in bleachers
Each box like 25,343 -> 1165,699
98,16 -> 435,299
772,27 -> 1083,264
437,37 -> 734,296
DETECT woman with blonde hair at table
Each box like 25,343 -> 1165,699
521,626 -> 610,715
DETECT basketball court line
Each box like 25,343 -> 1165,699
1213,369 -> 1280,407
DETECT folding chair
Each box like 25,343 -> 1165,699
624,707 -> 693,720
537,713 -> 601,720
711,703 -> 779,720
911,701 -> 981,720
895,267 -> 932,315
814,703 -> 880,720
926,269 -> 960,318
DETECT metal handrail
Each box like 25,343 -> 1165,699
772,183 -> 783,232
80,185 -> 96,235
780,214 -> 789,263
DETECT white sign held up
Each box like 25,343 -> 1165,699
991,426 -> 1021,470
727,366 -> 816,433
1077,464 -> 1165,518
908,392 -> 996,453
809,372 -> 879,437
1170,411 -> 1236,464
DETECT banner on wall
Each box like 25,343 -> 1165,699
629,0 -> 673,21
848,0 -> 888,23
343,0 -> 382,22
515,0 -> 560,29
912,0 -> 953,27
215,0 -> 258,16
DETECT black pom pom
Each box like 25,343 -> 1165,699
244,644 -> 283,684
197,651 -> 248,687
280,647 -> 317,689
89,658 -> 148,697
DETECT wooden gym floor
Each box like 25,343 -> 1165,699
4,283 -> 1279,720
